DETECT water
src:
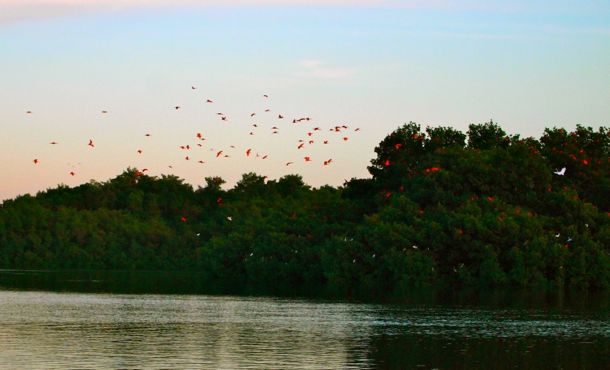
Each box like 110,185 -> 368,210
0,270 -> 608,369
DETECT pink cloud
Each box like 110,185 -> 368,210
0,0 -> 396,25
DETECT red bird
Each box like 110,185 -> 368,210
33,159 -> 39,164
216,150 -> 223,158
185,156 -> 190,160
217,197 -> 223,205
88,139 -> 94,148
246,148 -> 252,157
304,156 -> 311,162
180,216 -> 187,222
343,137 -> 348,141
425,167 -> 441,173
196,133 -> 203,139
384,159 -> 391,167
394,143 -> 402,150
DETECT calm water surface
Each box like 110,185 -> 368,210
0,270 -> 608,369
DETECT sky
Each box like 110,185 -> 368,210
1,0 -> 609,201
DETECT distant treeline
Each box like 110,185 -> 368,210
1,122 -> 608,294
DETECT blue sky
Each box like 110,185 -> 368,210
1,1 -> 609,200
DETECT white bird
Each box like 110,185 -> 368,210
227,216 -> 233,221
412,245 -> 418,250
555,233 -> 560,238
554,167 -> 566,176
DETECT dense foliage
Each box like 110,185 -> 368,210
1,123 -> 608,294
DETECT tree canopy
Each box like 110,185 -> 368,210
1,122 -> 608,296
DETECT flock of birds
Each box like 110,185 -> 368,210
28,87 -> 362,178
23,89 -> 587,262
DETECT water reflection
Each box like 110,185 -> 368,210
0,292 -> 376,369
0,270 -> 608,369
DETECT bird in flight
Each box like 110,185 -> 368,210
88,139 -> 95,148
263,94 -> 269,98
26,111 -> 32,114
175,106 -> 181,110
49,141 -> 58,145
554,167 -> 566,176
278,114 -> 284,119
286,162 -> 293,166
206,99 -> 213,103
101,110 -> 108,114
33,159 -> 39,164
246,148 -> 252,157
69,171 -> 75,176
